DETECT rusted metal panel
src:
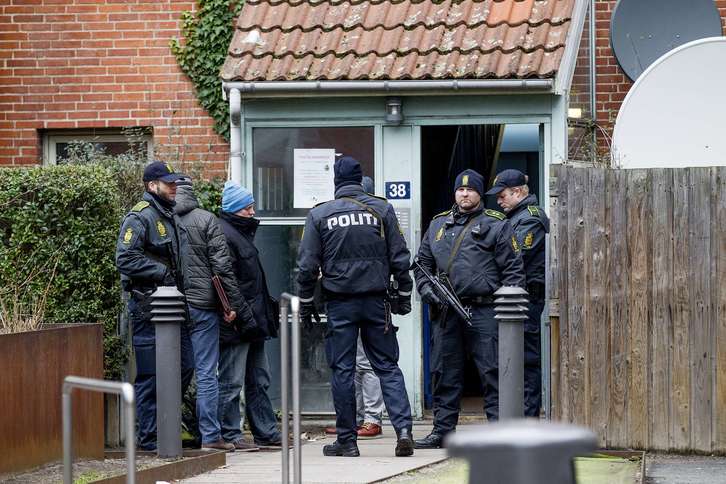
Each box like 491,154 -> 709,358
0,324 -> 104,474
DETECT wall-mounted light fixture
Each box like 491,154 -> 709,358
385,97 -> 403,125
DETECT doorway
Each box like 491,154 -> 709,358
419,123 -> 543,412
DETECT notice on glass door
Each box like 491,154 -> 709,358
293,148 -> 336,208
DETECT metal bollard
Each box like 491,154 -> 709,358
494,285 -> 529,420
446,420 -> 597,484
150,285 -> 186,458
279,293 -> 301,484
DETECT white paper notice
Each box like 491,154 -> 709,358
293,148 -> 335,208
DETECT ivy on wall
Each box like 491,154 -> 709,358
171,0 -> 244,141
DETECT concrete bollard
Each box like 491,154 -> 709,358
493,285 -> 529,420
150,285 -> 186,459
446,420 -> 597,484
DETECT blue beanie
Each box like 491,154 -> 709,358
221,180 -> 254,213
334,156 -> 363,188
454,169 -> 484,195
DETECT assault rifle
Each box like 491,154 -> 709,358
414,258 -> 472,326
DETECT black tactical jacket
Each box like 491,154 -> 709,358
174,185 -> 243,312
296,184 -> 413,300
507,194 -> 550,288
414,204 -> 525,297
116,191 -> 185,292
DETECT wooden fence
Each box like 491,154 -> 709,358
549,165 -> 726,453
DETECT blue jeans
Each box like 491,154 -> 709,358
218,339 -> 280,444
188,306 -> 221,444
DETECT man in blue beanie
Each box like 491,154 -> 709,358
217,181 -> 283,450
413,168 -> 525,449
297,156 -> 415,457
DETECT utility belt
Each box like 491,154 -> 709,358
459,295 -> 495,306
527,282 -> 546,301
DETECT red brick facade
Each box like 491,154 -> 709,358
0,0 -> 228,175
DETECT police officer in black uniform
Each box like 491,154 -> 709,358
414,169 -> 525,449
296,156 -> 415,458
486,169 -> 550,418
115,161 -> 194,451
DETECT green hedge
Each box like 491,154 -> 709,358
0,163 -> 224,379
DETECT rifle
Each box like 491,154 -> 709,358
414,258 -> 472,326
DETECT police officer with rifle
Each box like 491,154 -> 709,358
296,156 -> 415,458
413,169 -> 525,449
115,161 -> 194,451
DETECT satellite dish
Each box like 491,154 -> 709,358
612,37 -> 726,169
611,0 -> 721,81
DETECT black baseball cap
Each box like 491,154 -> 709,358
142,161 -> 184,183
485,169 -> 527,195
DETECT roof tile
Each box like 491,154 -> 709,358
222,0 -> 577,81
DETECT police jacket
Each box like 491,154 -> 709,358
414,204 -> 525,298
507,194 -> 550,288
174,185 -> 243,312
116,192 -> 185,292
219,212 -> 278,343
296,184 -> 413,300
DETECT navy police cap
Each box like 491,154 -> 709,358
143,161 -> 184,183
485,169 -> 527,195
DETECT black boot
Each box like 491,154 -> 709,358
323,440 -> 360,457
414,432 -> 444,449
395,428 -> 414,457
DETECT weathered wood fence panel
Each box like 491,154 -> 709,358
550,165 -> 726,453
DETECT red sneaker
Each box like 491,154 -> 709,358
357,422 -> 382,439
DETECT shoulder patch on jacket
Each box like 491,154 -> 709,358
131,201 -> 150,212
432,210 -> 451,220
527,206 -> 540,217
484,209 -> 505,221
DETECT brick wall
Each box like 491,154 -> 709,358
593,0 -> 726,139
0,0 -> 228,175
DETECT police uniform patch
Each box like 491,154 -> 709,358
435,227 -> 444,241
123,228 -> 133,244
511,235 -> 520,252
527,206 -> 540,217
524,232 -> 534,249
462,174 -> 469,186
156,220 -> 167,237
166,163 -> 174,173
484,209 -> 505,221
432,209 -> 451,220
131,201 -> 150,212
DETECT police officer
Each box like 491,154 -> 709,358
115,161 -> 194,451
486,169 -> 550,418
296,156 -> 414,458
414,169 -> 525,449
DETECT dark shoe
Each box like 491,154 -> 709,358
395,428 -> 414,457
414,432 -> 444,449
357,422 -> 382,439
231,439 -> 260,452
323,440 -> 360,457
202,439 -> 235,452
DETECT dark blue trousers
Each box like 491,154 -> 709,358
431,305 -> 498,434
129,295 -> 194,450
524,301 -> 544,418
325,295 -> 412,444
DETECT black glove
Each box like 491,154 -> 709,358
419,284 -> 443,308
391,293 -> 412,315
161,269 -> 177,287
299,300 -> 320,326
237,304 -> 259,334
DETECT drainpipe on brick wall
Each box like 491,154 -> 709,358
229,88 -> 243,184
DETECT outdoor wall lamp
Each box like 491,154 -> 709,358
385,97 -> 403,125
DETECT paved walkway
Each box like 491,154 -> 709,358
182,423 -> 448,484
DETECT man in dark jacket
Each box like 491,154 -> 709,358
413,169 -> 525,449
115,161 -> 194,451
174,177 -> 244,452
217,181 -> 282,450
296,156 -> 415,458
486,169 -> 550,417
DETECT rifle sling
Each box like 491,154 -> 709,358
339,197 -> 385,239
445,214 -> 481,274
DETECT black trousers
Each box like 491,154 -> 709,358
431,305 -> 498,434
325,295 -> 412,444
524,300 -> 544,417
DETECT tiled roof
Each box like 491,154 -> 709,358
221,0 -> 577,82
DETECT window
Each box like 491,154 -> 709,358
42,129 -> 153,165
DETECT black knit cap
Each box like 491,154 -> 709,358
334,156 -> 363,189
454,169 -> 484,195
